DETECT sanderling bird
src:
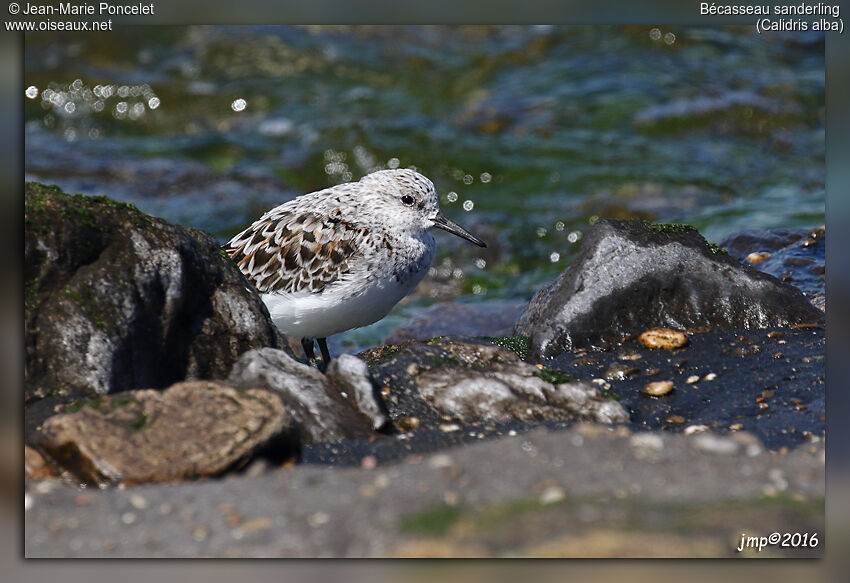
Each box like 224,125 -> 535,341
225,168 -> 486,366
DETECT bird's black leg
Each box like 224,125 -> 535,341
318,338 -> 332,367
301,337 -> 316,364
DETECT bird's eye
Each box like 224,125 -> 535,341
401,195 -> 415,206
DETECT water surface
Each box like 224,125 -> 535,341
24,25 -> 825,351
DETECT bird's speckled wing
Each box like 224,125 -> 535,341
226,209 -> 371,295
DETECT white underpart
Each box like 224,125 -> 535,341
262,234 -> 434,339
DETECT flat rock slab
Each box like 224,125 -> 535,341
25,183 -> 287,405
548,327 -> 824,450
25,426 -> 823,557
515,219 -> 824,361
38,381 -> 292,486
366,337 -> 628,433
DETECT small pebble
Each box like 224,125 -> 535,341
539,485 -> 566,505
729,423 -> 744,431
745,251 -> 772,264
361,455 -> 377,470
234,517 -> 272,536
684,424 -> 709,435
618,353 -> 642,361
691,434 -> 740,455
428,453 -> 454,470
308,512 -> 330,528
439,423 -> 461,433
685,375 -> 700,384
644,380 -> 674,396
702,372 -> 717,381
120,512 -> 137,525
605,363 -> 640,381
638,328 -> 688,349
666,415 -> 686,424
629,433 -> 664,451
397,416 -> 420,432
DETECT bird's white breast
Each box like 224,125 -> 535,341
262,232 -> 435,339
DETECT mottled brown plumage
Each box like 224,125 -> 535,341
227,212 -> 370,295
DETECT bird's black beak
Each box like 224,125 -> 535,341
432,213 -> 487,247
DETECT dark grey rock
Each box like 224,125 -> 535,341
37,381 -> 292,486
368,337 -> 628,429
515,220 -> 824,361
24,183 -> 287,405
227,348 -> 382,444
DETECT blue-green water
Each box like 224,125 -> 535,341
24,25 -> 825,351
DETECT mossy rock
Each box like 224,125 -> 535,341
24,182 -> 287,417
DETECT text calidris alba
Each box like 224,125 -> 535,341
226,169 -> 486,365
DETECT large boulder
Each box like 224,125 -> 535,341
37,381 -> 292,486
24,183 -> 287,405
516,220 -> 824,361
